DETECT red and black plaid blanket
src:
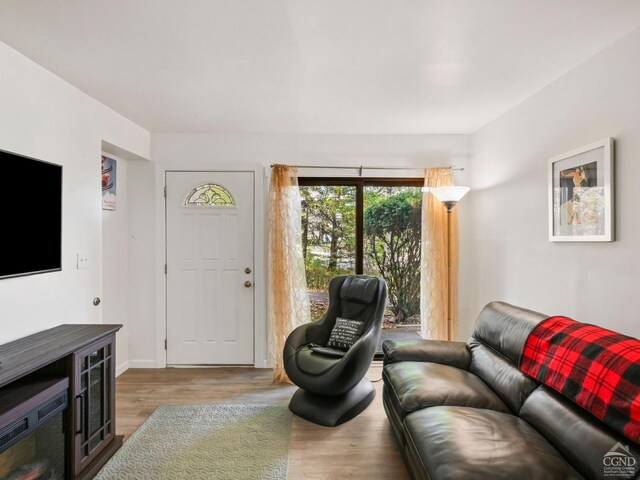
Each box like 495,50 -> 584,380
520,316 -> 640,444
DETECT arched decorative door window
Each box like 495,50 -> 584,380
184,183 -> 236,206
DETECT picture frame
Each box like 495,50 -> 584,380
548,138 -> 614,242
102,155 -> 117,211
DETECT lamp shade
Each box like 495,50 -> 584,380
428,185 -> 470,203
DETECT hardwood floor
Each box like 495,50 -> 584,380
116,364 -> 409,479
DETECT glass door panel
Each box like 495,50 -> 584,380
300,185 -> 356,320
74,336 -> 115,475
363,186 -> 423,354
88,356 -> 104,449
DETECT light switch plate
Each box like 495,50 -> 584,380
77,253 -> 90,269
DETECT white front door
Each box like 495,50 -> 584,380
166,171 -> 254,365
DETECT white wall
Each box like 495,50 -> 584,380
126,160 -> 161,368
468,28 -> 640,338
101,153 -> 130,374
128,133 -> 473,367
100,154 -> 159,372
0,42 -> 150,351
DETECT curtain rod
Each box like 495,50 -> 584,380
270,164 -> 464,172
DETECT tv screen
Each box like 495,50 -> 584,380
0,149 -> 62,279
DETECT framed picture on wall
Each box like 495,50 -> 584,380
102,155 -> 117,211
548,138 -> 614,242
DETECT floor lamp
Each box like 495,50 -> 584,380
426,185 -> 470,340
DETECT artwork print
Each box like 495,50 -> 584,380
549,138 -> 613,242
557,160 -> 600,231
102,155 -> 117,211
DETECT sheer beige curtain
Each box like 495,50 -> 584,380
268,165 -> 310,383
420,168 -> 459,340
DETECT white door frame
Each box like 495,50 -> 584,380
155,166 -> 267,368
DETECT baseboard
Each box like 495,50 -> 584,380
128,359 -> 158,369
116,360 -> 130,377
122,360 -> 269,370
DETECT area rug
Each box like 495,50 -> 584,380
95,404 -> 293,480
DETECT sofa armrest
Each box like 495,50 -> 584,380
382,338 -> 471,370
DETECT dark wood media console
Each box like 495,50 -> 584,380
0,324 -> 122,480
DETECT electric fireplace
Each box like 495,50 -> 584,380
0,377 -> 68,480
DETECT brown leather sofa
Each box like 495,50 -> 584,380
382,301 -> 640,480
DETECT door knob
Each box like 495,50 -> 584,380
244,267 -> 252,274
244,281 -> 253,288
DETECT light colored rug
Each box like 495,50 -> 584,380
95,404 -> 293,480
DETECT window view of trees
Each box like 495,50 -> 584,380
364,188 -> 422,325
301,185 -> 356,288
300,184 -> 422,332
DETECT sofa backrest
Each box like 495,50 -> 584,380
467,301 -> 546,413
520,386 -> 640,480
471,302 -> 640,478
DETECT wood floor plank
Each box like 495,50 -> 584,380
115,364 -> 409,479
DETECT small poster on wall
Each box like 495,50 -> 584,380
101,155 -> 117,211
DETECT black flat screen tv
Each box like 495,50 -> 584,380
0,149 -> 62,279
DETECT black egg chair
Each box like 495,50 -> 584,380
283,275 -> 387,427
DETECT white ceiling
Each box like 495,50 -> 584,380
1,1 -> 640,134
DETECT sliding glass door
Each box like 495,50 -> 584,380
300,184 -> 357,321
300,178 -> 423,355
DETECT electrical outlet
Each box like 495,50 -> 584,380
77,253 -> 90,269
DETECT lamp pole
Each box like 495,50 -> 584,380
443,202 -> 455,340
447,207 -> 452,340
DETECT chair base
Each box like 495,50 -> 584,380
288,378 -> 376,427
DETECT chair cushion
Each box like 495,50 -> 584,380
404,406 -> 584,480
326,317 -> 365,351
382,362 -> 510,419
339,276 -> 378,303
295,345 -> 342,375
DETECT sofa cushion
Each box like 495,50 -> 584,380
382,338 -> 471,369
404,406 -> 584,480
470,301 -> 547,364
520,386 -> 640,480
468,340 -> 538,413
382,362 -> 509,418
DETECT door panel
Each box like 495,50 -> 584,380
73,335 -> 116,475
166,171 -> 254,365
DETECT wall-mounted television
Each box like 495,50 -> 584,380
0,149 -> 62,279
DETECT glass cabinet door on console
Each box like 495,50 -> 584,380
72,335 -> 116,476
